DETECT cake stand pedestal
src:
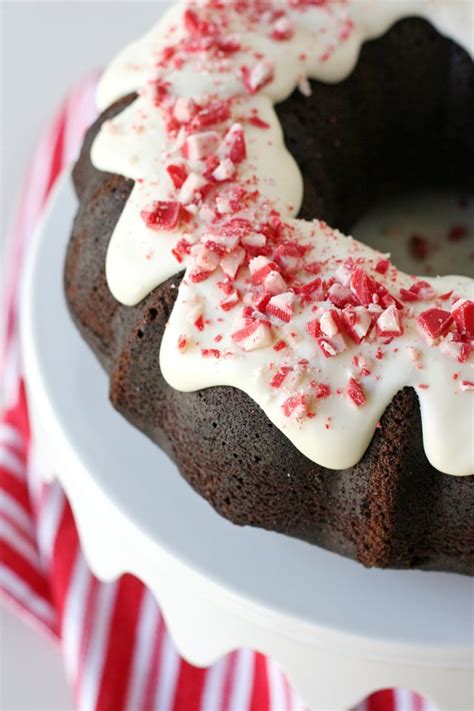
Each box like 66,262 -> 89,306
20,175 -> 474,711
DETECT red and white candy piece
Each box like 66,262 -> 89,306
219,289 -> 240,312
307,319 -> 345,358
376,304 -> 403,338
282,394 -> 310,419
350,268 -> 378,306
274,242 -> 304,274
204,232 -> 239,253
219,289 -> 240,311
241,231 -> 267,248
220,247 -> 246,278
319,310 -> 340,338
141,201 -> 183,230
269,365 -> 293,389
212,158 -> 236,182
191,99 -> 231,129
173,97 -> 197,124
451,299 -> 474,335
266,292 -> 294,323
220,123 -> 247,164
185,131 -> 219,161
342,306 -> 373,343
399,280 -> 437,303
346,377 -> 366,407
231,316 -> 273,351
186,297 -> 204,331
271,16 -> 294,41
335,263 -> 353,286
438,333 -> 472,363
188,244 -> 219,282
180,172 -> 207,204
242,59 -> 275,94
375,259 -> 390,275
263,270 -> 287,295
416,308 -> 453,346
328,283 -> 355,309
177,334 -> 190,351
314,382 -> 331,399
183,8 -> 217,39
166,164 -> 188,189
249,256 -> 277,284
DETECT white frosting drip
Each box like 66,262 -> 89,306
161,224 -> 472,472
91,0 -> 474,475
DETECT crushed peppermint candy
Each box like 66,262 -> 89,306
141,201 -> 184,230
241,59 -> 275,94
95,0 -> 474,465
346,378 -> 366,407
416,308 -> 453,345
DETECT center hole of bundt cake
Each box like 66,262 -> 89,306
276,16 -> 474,278
351,190 -> 473,277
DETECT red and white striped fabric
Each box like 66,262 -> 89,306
0,75 -> 429,711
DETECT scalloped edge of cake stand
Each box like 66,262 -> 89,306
19,173 -> 474,711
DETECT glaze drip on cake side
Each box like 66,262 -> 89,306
91,0 -> 474,476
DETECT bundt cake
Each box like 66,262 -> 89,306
65,0 -> 474,574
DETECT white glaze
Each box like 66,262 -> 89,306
91,0 -> 474,475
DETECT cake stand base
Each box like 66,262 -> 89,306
20,175 -> 474,710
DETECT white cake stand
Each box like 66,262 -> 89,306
20,175 -> 474,711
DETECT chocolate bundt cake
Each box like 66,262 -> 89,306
65,0 -> 474,574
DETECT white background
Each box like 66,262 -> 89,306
1,1 -> 168,262
1,3 -> 167,708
